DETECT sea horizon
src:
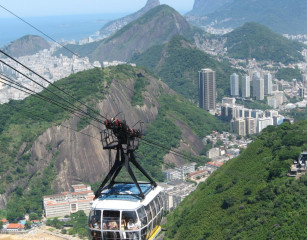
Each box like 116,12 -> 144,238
0,12 -> 129,47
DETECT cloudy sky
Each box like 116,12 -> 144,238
0,0 -> 195,17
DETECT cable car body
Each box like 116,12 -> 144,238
89,118 -> 163,240
89,183 -> 163,240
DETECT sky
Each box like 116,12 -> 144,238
0,0 -> 195,18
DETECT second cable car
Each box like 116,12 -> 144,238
89,118 -> 163,240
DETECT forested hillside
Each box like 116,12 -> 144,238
224,22 -> 304,64
132,35 -> 240,102
0,65 -> 226,221
164,121 -> 307,239
55,5 -> 200,62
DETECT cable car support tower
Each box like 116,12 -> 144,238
94,118 -> 157,200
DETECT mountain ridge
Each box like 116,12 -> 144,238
1,35 -> 50,58
224,22 -> 304,63
187,0 -> 307,34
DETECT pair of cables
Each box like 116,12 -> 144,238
0,5 -> 204,163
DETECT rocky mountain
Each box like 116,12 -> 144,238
0,65 -> 226,219
187,0 -> 233,16
223,22 -> 304,64
1,35 -> 50,58
55,5 -> 200,62
131,35 -> 239,102
187,0 -> 307,34
99,0 -> 160,37
164,121 -> 307,239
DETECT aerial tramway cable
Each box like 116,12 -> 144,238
0,74 -> 104,132
0,5 -> 206,163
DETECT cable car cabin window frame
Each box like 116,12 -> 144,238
89,209 -> 102,230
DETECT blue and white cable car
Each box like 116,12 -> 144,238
89,119 -> 163,240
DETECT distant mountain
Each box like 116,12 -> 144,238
224,22 -> 304,64
164,121 -> 307,239
99,0 -> 160,37
131,35 -> 239,102
2,35 -> 50,58
187,0 -> 233,16
55,5 -> 199,62
187,0 -> 307,34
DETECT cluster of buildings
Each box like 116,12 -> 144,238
0,44 -> 101,103
221,97 -> 285,135
43,184 -> 94,218
0,218 -> 40,233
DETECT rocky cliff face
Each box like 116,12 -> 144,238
27,72 -> 171,192
2,35 -> 50,57
99,0 -> 160,37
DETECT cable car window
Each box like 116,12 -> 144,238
157,194 -> 163,210
89,210 -> 101,229
147,221 -> 153,238
103,210 -> 120,230
122,211 -> 141,230
144,204 -> 152,222
103,231 -> 120,240
137,207 -> 147,226
126,231 -> 140,240
154,197 -> 160,213
149,201 -> 156,217
141,226 -> 148,240
91,230 -> 102,240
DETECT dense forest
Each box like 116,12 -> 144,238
225,22 -> 304,64
164,121 -> 307,239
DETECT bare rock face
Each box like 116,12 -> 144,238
28,73 -> 170,192
163,118 -> 204,167
0,194 -> 6,209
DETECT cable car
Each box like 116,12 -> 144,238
89,118 -> 163,240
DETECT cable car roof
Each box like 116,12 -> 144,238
99,183 -> 154,202
92,184 -> 163,210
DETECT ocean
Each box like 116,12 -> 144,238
0,13 -> 128,47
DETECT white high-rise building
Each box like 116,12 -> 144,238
230,73 -> 239,96
252,71 -> 261,97
241,75 -> 250,98
254,77 -> 264,100
264,72 -> 272,95
199,68 -> 216,111
245,117 -> 257,135
233,119 -> 246,136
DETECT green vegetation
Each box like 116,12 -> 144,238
46,211 -> 88,239
164,121 -> 307,239
0,210 -> 6,219
275,67 -> 302,81
0,65 -> 142,220
131,74 -> 150,106
132,35 -> 240,102
225,22 -> 304,64
135,94 -> 228,181
236,98 -> 272,111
